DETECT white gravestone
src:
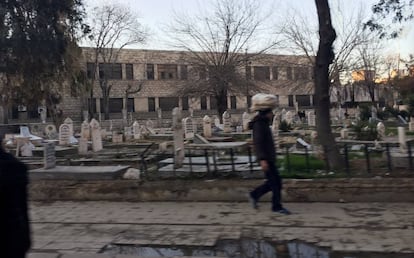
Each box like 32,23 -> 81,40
44,142 -> 56,169
398,127 -> 407,153
242,112 -> 250,132
377,122 -> 385,139
223,111 -> 232,133
63,117 -> 74,136
90,119 -> 103,152
112,132 -> 123,143
203,115 -> 212,138
183,117 -> 195,139
20,142 -> 34,157
340,128 -> 349,139
81,120 -> 90,140
124,126 -> 133,141
38,106 -> 47,124
307,111 -> 316,127
285,111 -> 293,125
281,109 -> 287,122
44,124 -> 58,139
172,107 -> 184,168
78,138 -> 88,155
133,121 -> 141,139
59,124 -> 71,145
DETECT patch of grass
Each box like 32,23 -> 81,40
277,154 -> 325,173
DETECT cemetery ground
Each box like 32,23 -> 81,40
5,109 -> 414,257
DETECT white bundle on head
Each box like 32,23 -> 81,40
250,93 -> 278,111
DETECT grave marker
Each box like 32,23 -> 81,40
44,142 -> 56,169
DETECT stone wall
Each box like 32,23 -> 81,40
29,178 -> 414,202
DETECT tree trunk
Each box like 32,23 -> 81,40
100,79 -> 110,120
216,89 -> 228,123
314,0 -> 344,169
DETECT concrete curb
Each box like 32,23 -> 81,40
29,178 -> 414,202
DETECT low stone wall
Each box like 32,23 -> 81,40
29,178 -> 414,202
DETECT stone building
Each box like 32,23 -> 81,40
6,48 -> 315,122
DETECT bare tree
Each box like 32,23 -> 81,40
166,0 -> 279,119
86,3 -> 147,119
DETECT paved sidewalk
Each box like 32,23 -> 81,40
28,201 -> 414,257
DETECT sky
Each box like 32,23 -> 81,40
83,0 -> 414,59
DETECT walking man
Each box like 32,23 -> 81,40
0,138 -> 31,258
248,94 -> 290,214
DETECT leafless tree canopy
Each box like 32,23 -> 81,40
88,4 -> 147,63
85,3 -> 147,119
166,0 -> 279,116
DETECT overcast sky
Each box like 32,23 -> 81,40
83,0 -> 414,59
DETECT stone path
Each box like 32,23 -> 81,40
28,201 -> 414,257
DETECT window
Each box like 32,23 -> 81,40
182,97 -> 189,110
230,96 -> 237,109
286,67 -> 293,80
159,97 -> 179,111
296,95 -> 311,106
272,66 -> 278,80
200,96 -> 207,110
253,66 -> 270,81
108,98 -> 123,113
180,65 -> 188,80
127,98 -> 135,112
158,64 -> 178,80
126,64 -> 134,80
146,64 -> 154,80
86,63 -> 96,79
210,96 -> 217,110
148,97 -> 155,112
288,95 -> 294,107
98,63 -> 122,80
294,67 -> 309,80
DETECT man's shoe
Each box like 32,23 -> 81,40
273,208 -> 291,215
247,193 -> 258,209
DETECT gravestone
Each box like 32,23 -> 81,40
340,128 -> 349,139
59,124 -> 71,145
203,115 -> 212,138
44,124 -> 58,139
371,106 -> 378,121
157,108 -> 162,127
377,122 -> 386,139
307,111 -> 316,127
398,127 -> 407,153
281,109 -> 287,121
38,106 -> 47,123
172,107 -> 184,168
124,126 -> 133,141
183,117 -> 195,139
294,101 -> 299,113
223,111 -> 232,133
81,120 -> 90,140
63,117 -> 74,136
133,121 -> 141,139
409,118 -> 414,132
242,112 -> 250,131
355,106 -> 361,121
112,132 -> 123,143
285,111 -> 293,125
82,110 -> 89,122
78,138 -> 88,155
20,141 -> 34,157
90,118 -> 103,152
44,142 -> 56,169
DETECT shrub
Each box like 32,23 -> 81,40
352,121 -> 378,141
279,120 -> 292,132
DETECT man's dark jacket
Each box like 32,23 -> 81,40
248,114 -> 276,162
0,148 -> 31,255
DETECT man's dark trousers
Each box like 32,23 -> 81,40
250,161 -> 282,211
